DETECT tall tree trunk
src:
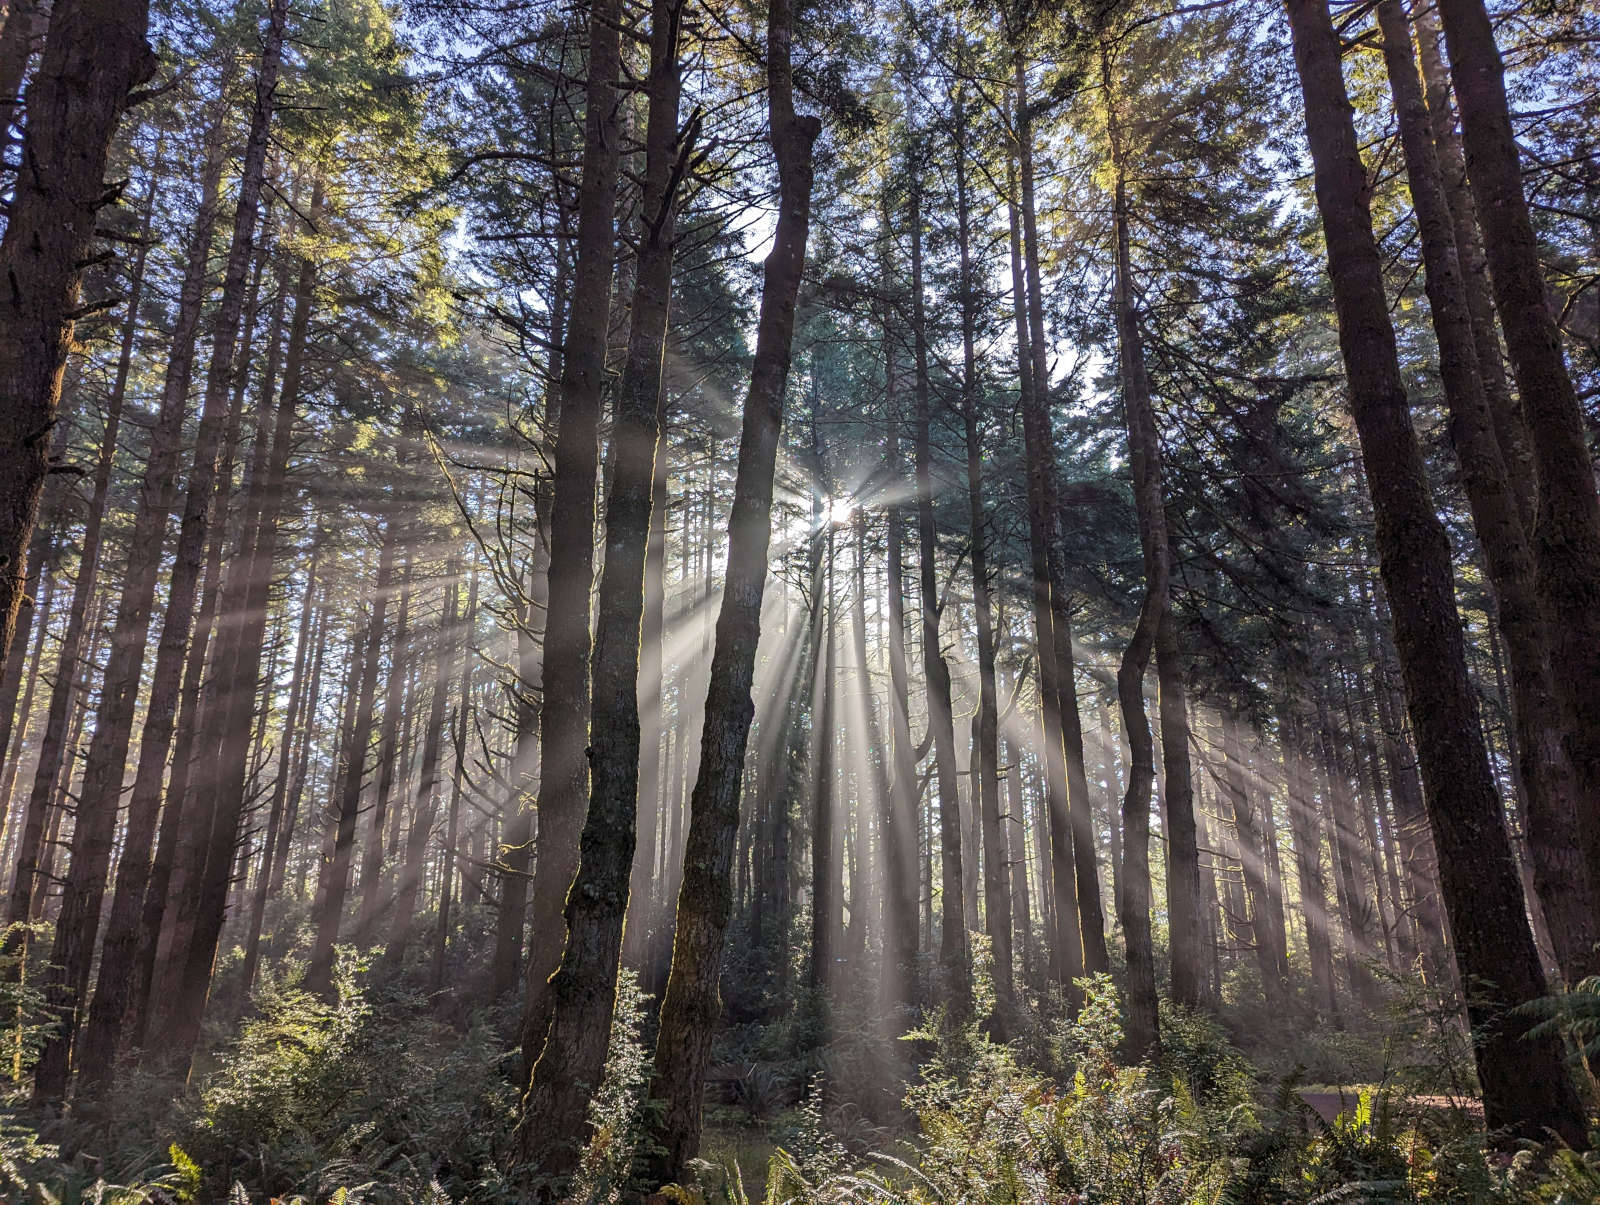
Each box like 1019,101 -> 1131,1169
1375,0 -> 1598,983
358,552 -> 413,943
641,5 -> 818,1176
241,536 -> 321,994
432,565 -> 479,989
624,446 -> 669,968
384,559 -> 461,970
1283,0 -> 1584,1145
307,521 -> 396,996
30,8 -> 286,1099
880,240 -> 920,999
1104,44 -> 1167,1058
516,3 -> 688,1169
953,88 -> 1011,1020
1433,0 -> 1600,884
907,147 -> 971,1016
0,0 -> 153,670
1012,69 -> 1097,986
517,0 -> 623,1045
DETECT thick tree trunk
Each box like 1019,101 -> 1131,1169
641,7 -> 818,1176
515,3 -> 687,1170
1283,0 -> 1584,1146
1375,0 -> 1598,983
0,0 -> 153,671
1433,0 -> 1600,892
517,0 -> 623,1046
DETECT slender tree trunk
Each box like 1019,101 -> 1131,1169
907,149 -> 971,1016
358,553 -> 413,942
642,8 -> 818,1176
880,244 -> 920,999
432,566 -> 479,989
952,87 -> 1011,1019
384,559 -> 462,970
1012,72 -> 1096,987
241,536 -> 321,995
625,447 -> 669,967
307,522 -> 396,996
1283,0 -> 1583,1145
1104,44 -> 1167,1058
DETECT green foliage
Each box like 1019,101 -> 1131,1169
186,951 -> 516,1203
566,970 -> 655,1205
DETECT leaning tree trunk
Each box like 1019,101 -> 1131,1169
1283,0 -> 1584,1147
641,3 -> 819,1178
516,0 -> 624,1050
0,0 -> 153,671
515,0 -> 689,1172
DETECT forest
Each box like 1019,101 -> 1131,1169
0,0 -> 1598,1196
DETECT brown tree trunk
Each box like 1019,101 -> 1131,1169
0,0 -> 153,671
641,3 -> 818,1176
953,86 -> 1011,1019
1433,0 -> 1600,888
907,149 -> 971,1016
516,3 -> 688,1169
1283,0 -> 1584,1145
384,559 -> 461,970
516,0 -> 623,1046
31,10 -> 286,1098
1375,0 -> 1598,983
1009,88 -> 1089,991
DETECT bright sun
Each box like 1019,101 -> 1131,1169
827,496 -> 855,526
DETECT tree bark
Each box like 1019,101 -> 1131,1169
516,0 -> 623,1045
1433,0 -> 1600,891
1283,0 -> 1584,1146
641,3 -> 818,1176
907,145 -> 971,1016
516,0 -> 687,1168
1374,0 -> 1598,983
0,0 -> 153,671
